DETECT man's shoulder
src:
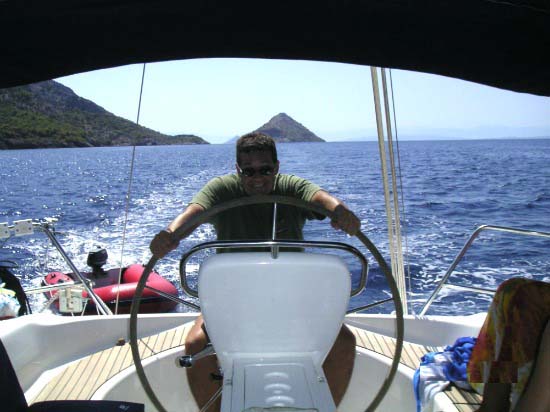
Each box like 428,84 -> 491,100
276,173 -> 311,184
192,174 -> 243,209
275,173 -> 317,189
274,174 -> 321,201
201,173 -> 244,198
205,173 -> 240,188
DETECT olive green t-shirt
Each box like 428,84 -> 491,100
190,173 -> 323,241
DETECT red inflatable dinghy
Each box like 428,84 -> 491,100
44,264 -> 178,314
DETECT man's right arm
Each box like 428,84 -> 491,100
149,203 -> 205,258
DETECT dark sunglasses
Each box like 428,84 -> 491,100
237,165 -> 275,177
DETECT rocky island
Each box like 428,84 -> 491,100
253,113 -> 325,143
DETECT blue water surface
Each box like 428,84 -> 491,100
1,139 -> 549,315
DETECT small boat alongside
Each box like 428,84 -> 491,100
43,260 -> 178,315
1,219 -> 179,316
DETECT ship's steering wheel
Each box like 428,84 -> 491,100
129,195 -> 404,412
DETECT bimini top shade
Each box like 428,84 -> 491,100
1,0 -> 549,96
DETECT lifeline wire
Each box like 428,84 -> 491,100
115,63 -> 147,315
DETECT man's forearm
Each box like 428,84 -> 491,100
311,190 -> 360,235
311,190 -> 341,212
167,203 -> 205,238
150,203 -> 205,258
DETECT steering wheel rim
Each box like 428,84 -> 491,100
129,195 -> 404,412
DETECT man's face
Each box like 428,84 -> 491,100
237,151 -> 279,196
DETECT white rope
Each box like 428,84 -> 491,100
370,67 -> 408,314
389,69 -> 413,314
371,68 -> 399,304
381,69 -> 408,314
115,63 -> 147,315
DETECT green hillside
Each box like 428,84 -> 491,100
0,81 -> 209,149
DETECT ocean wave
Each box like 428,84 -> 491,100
2,141 -> 549,316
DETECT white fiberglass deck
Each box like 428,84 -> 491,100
26,322 -> 481,411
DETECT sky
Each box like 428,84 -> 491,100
56,58 -> 550,144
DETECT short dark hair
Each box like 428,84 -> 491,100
236,132 -> 278,165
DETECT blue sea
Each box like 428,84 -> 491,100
1,139 -> 549,315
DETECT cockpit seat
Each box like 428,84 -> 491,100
0,338 -> 144,412
198,252 -> 351,412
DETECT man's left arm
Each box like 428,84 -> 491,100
310,190 -> 361,235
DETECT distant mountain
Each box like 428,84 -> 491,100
323,125 -> 550,142
224,135 -> 241,144
252,113 -> 324,143
0,81 -> 209,149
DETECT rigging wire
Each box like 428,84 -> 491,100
389,69 -> 413,314
380,68 -> 408,314
114,63 -> 146,315
371,67 -> 408,313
